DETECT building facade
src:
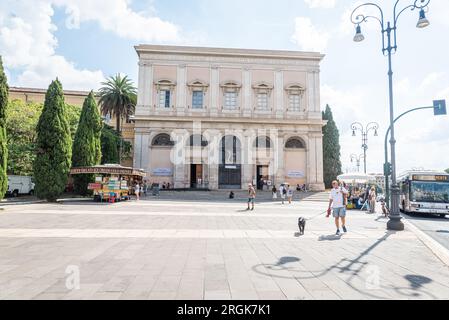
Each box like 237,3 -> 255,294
133,45 -> 326,191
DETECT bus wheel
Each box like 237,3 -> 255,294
12,190 -> 19,197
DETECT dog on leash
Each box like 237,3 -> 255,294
297,217 -> 306,235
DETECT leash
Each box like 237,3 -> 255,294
305,210 -> 328,221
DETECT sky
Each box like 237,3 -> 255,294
1,0 -> 448,174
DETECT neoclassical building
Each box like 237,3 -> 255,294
132,45 -> 325,191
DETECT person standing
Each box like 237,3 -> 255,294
143,180 -> 148,196
327,180 -> 349,236
280,184 -> 286,204
247,183 -> 256,211
369,186 -> 377,213
287,185 -> 293,204
134,182 -> 140,201
272,185 -> 278,200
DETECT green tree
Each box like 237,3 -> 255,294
98,74 -> 136,160
72,92 -> 102,195
446,168 -> 449,174
100,124 -> 132,164
6,100 -> 42,175
34,80 -> 72,201
6,100 -> 80,176
0,56 -> 8,199
322,104 -> 342,188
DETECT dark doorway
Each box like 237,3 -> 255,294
257,165 -> 269,190
219,136 -> 242,189
190,164 -> 203,188
219,164 -> 242,189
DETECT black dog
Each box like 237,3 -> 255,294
297,217 -> 306,235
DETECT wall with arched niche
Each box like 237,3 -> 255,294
284,136 -> 307,186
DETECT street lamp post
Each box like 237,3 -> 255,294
351,0 -> 431,231
350,122 -> 379,174
350,154 -> 365,173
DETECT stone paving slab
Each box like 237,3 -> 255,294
0,193 -> 449,300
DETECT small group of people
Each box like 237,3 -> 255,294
348,185 -> 377,213
271,183 -> 294,204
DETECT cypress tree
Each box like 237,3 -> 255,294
34,80 -> 72,201
322,104 -> 342,188
0,57 -> 8,199
72,92 -> 102,195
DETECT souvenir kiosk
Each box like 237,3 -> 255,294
70,165 -> 146,203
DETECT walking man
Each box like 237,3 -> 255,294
327,180 -> 348,236
247,183 -> 256,211
287,185 -> 293,204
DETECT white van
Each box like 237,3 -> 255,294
6,176 -> 35,197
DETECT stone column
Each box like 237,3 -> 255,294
274,134 -> 285,186
242,130 -> 254,188
306,133 -> 325,191
210,65 -> 219,117
307,69 -> 321,119
176,64 -> 186,116
136,61 -> 152,116
133,129 -> 151,173
275,69 -> 284,119
242,67 -> 252,117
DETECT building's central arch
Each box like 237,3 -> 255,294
219,135 -> 242,189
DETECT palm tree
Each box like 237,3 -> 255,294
98,74 -> 137,133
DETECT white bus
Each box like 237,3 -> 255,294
398,170 -> 449,217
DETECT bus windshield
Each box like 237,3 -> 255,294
411,181 -> 449,203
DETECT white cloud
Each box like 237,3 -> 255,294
53,0 -> 180,42
291,17 -> 330,52
304,0 -> 336,9
0,0 -> 105,90
0,0 -> 188,91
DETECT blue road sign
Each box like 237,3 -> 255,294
433,100 -> 447,116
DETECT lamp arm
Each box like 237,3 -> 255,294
351,2 -> 385,30
351,122 -> 364,134
366,122 -> 380,134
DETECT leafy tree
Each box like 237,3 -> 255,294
446,168 -> 449,174
0,56 -> 8,199
322,104 -> 342,188
34,80 -> 72,201
100,124 -> 132,164
72,92 -> 102,195
6,100 -> 80,176
98,74 -> 136,158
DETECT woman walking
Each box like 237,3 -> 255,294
272,185 -> 278,200
369,186 -> 376,213
134,182 -> 140,201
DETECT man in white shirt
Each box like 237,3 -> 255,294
328,180 -> 349,236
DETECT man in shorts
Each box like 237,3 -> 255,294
247,183 -> 256,211
328,180 -> 348,235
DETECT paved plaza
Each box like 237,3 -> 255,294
1,192 -> 449,300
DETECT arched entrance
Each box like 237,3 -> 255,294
219,135 -> 242,189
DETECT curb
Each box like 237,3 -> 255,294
0,200 -> 46,206
404,219 -> 449,267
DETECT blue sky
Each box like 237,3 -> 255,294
1,0 -> 448,174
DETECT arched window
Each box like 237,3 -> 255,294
254,136 -> 272,148
285,137 -> 306,149
188,134 -> 208,147
220,135 -> 241,164
152,133 -> 175,146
